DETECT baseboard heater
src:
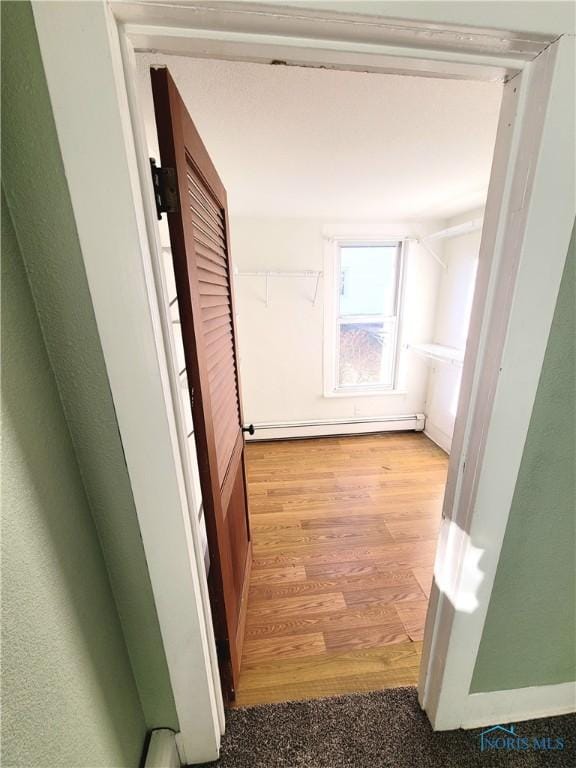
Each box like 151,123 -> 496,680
144,729 -> 181,768
246,414 -> 425,441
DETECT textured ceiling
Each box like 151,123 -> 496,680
137,54 -> 502,220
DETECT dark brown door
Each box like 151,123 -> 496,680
151,67 -> 252,699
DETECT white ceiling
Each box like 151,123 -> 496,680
137,54 -> 502,221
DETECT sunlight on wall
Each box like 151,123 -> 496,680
434,518 -> 485,614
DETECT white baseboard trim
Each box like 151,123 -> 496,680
144,729 -> 182,768
423,422 -> 452,454
246,414 -> 425,441
461,682 -> 576,729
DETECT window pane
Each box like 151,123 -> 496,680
338,321 -> 395,388
339,245 -> 398,316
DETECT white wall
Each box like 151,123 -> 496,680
136,54 -> 501,222
232,217 -> 444,427
135,53 -> 498,439
424,210 -> 481,452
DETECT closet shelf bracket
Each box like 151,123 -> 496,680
237,270 -> 323,307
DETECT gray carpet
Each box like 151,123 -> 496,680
198,687 -> 575,767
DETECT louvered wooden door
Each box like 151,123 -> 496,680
151,68 -> 251,699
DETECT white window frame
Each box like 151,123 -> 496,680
31,0 -> 574,761
324,237 -> 406,397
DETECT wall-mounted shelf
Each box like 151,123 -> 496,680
236,269 -> 323,307
415,214 -> 484,271
408,343 -> 464,367
423,217 -> 484,243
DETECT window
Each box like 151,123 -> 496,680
325,240 -> 404,395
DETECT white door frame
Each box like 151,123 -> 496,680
32,1 -> 574,761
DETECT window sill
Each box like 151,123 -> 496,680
323,388 -> 408,399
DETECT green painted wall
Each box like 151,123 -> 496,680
471,222 -> 576,692
1,191 -> 147,767
1,1 -> 178,730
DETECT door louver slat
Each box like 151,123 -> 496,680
199,282 -> 229,296
206,337 -> 234,370
204,314 -> 232,334
186,171 -> 221,218
196,255 -> 228,278
202,304 -> 231,322
194,242 -> 228,269
193,230 -> 227,260
187,189 -> 223,233
190,210 -> 227,249
204,323 -> 233,349
200,294 -> 230,310
197,267 -> 229,287
209,356 -> 236,389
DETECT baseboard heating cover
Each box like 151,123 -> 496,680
246,414 -> 425,441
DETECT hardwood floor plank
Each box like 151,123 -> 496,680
324,624 -> 410,652
245,604 -> 401,640
248,569 -> 417,603
252,540 -> 437,570
251,526 -> 394,552
300,514 -> 401,529
304,561 -> 414,579
343,582 -> 427,609
249,565 -> 307,584
249,500 -> 442,523
247,471 -> 335,483
248,490 -> 443,514
247,592 -> 346,620
242,632 -> 326,663
250,521 -> 303,533
252,471 -> 447,495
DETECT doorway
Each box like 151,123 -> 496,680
34,0 -> 573,757
137,54 -> 499,706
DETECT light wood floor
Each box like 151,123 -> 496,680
234,432 -> 448,707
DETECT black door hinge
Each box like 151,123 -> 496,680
150,158 -> 178,219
